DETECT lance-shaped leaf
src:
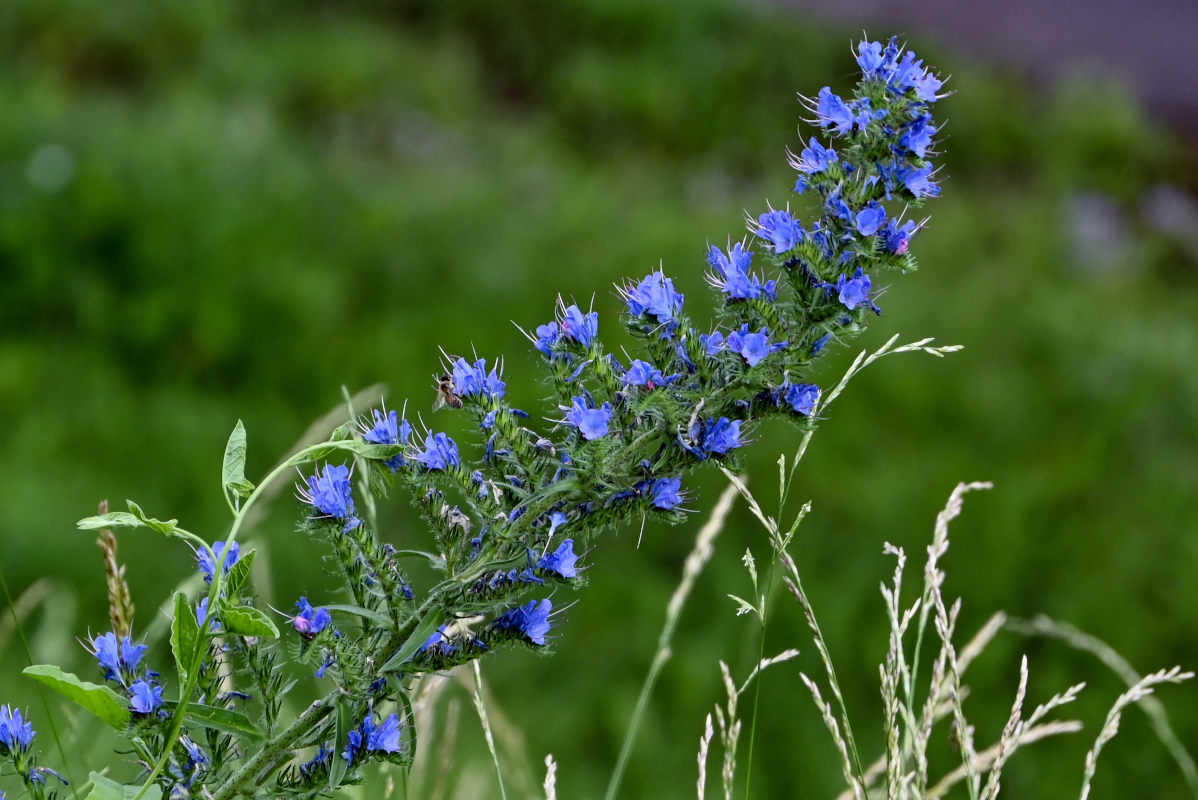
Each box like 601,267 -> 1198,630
382,612 -> 444,673
222,419 -> 255,502
23,664 -> 130,730
329,701 -> 355,789
225,548 -> 257,596
221,604 -> 280,638
172,591 -> 204,683
76,511 -> 143,531
323,603 -> 393,629
163,701 -> 264,741
86,772 -> 162,800
126,500 -> 181,536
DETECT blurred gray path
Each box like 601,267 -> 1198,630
773,0 -> 1198,135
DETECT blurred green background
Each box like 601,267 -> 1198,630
1,0 -> 1196,797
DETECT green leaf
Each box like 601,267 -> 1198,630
322,603 -> 393,629
224,549 -> 257,596
393,549 -> 447,571
329,702 -> 353,789
77,512 -> 144,531
222,420 -> 255,502
85,772 -> 162,800
23,665 -> 130,730
172,591 -> 203,683
221,604 -> 280,638
346,440 -> 403,461
163,701 -> 264,741
381,612 -> 444,673
125,500 -> 180,536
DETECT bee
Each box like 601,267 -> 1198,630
433,374 -> 463,411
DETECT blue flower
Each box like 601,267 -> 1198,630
702,417 -> 743,455
301,464 -> 357,524
623,270 -> 684,331
751,208 -> 803,254
897,163 -> 940,198
811,333 -> 832,356
414,432 -> 459,471
899,114 -> 937,158
791,138 -> 839,192
129,680 -> 163,715
699,331 -> 725,357
881,219 -> 917,255
197,539 -> 241,584
623,359 -> 669,388
560,304 -> 599,348
537,539 -> 578,579
824,188 -> 854,224
0,706 -> 34,753
300,745 -> 332,778
727,325 -> 785,368
835,268 -> 877,311
889,49 -> 943,100
493,599 -> 553,645
566,397 -> 613,440
792,137 -> 838,175
293,597 -> 333,636
547,512 -> 568,537
534,321 -> 561,356
90,632 -> 123,682
342,726 -> 364,765
361,408 -> 413,470
685,417 -> 744,459
367,713 -> 403,754
855,203 -> 887,236
856,39 -> 886,75
119,637 -> 148,673
452,357 -> 506,400
417,626 -> 455,658
781,383 -> 821,416
196,598 -> 220,631
649,476 -> 684,510
168,736 -> 210,794
706,243 -> 776,301
814,86 -> 854,134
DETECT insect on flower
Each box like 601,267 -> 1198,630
433,374 -> 463,411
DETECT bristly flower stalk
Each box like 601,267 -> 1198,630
1,36 -> 993,800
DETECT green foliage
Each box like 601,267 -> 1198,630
170,591 -> 202,684
85,772 -> 162,800
22,664 -> 130,730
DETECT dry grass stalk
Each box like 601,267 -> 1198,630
95,499 -> 135,638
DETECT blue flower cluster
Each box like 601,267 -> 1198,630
292,597 -> 333,637
299,464 -> 361,532
361,407 -> 413,471
489,599 -> 553,646
89,632 -> 163,715
451,357 -> 506,401
0,706 -> 34,754
341,711 -> 404,765
197,539 -> 240,584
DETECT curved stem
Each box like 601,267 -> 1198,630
211,695 -> 338,800
133,441 -> 342,800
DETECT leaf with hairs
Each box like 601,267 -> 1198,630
23,665 -> 131,730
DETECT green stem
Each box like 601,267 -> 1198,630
133,441 -> 337,800
741,556 -> 778,799
211,694 -> 337,800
